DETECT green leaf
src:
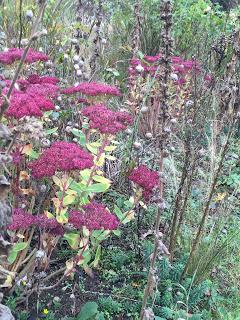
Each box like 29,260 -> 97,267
77,302 -> 99,320
64,232 -> 80,249
70,181 -> 87,193
46,127 -> 58,135
92,175 -> 111,185
93,245 -> 101,268
80,169 -> 91,181
96,313 -> 105,320
71,129 -> 86,146
113,229 -> 121,237
114,205 -> 124,220
8,242 -> 28,264
86,183 -> 109,193
86,143 -> 98,155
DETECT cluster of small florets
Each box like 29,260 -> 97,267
82,104 -> 133,134
0,48 -> 48,64
28,141 -> 94,178
7,209 -> 64,235
129,54 -> 207,87
61,82 -> 121,97
7,203 -> 119,234
7,209 -> 37,230
0,75 -> 59,119
69,202 -> 119,231
128,165 -> 159,201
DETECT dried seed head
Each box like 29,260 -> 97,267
73,55 -> 80,62
76,69 -> 83,77
170,73 -> 178,81
133,141 -> 142,150
136,64 -> 144,73
145,132 -> 153,139
65,126 -> 72,133
140,106 -> 149,114
35,249 -> 45,259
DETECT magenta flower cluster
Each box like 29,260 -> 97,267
61,82 -> 121,97
28,141 -> 94,178
82,104 -> 133,134
7,209 -> 64,235
129,54 -> 207,87
0,48 -> 48,65
7,202 -> 119,233
128,165 -> 159,201
0,75 -> 59,118
69,202 -> 119,231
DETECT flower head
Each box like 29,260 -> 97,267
7,208 -> 37,230
61,82 -> 121,97
128,165 -> 159,201
0,48 -> 48,65
0,75 -> 59,119
82,104 -> 133,134
69,202 -> 119,231
28,141 -> 94,178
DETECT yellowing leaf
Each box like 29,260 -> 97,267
93,175 -> 112,185
52,197 -> 61,209
20,188 -> 35,196
44,211 -> 54,219
105,155 -> 116,161
52,175 -> 63,189
104,145 -> 117,152
122,210 -> 135,224
94,154 -> 105,166
63,194 -> 76,206
65,259 -> 74,275
19,171 -> 29,181
214,192 -> 227,202
21,144 -> 33,155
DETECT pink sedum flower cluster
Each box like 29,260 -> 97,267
7,202 -> 119,234
128,165 -> 159,201
28,141 -> 94,178
0,75 -> 59,119
7,209 -> 36,230
7,209 -> 64,235
69,202 -> 119,231
0,48 -> 48,65
129,54 -> 203,87
61,82 -> 121,97
82,104 -> 133,134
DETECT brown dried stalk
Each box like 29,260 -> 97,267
140,1 -> 173,318
90,0 -> 103,76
